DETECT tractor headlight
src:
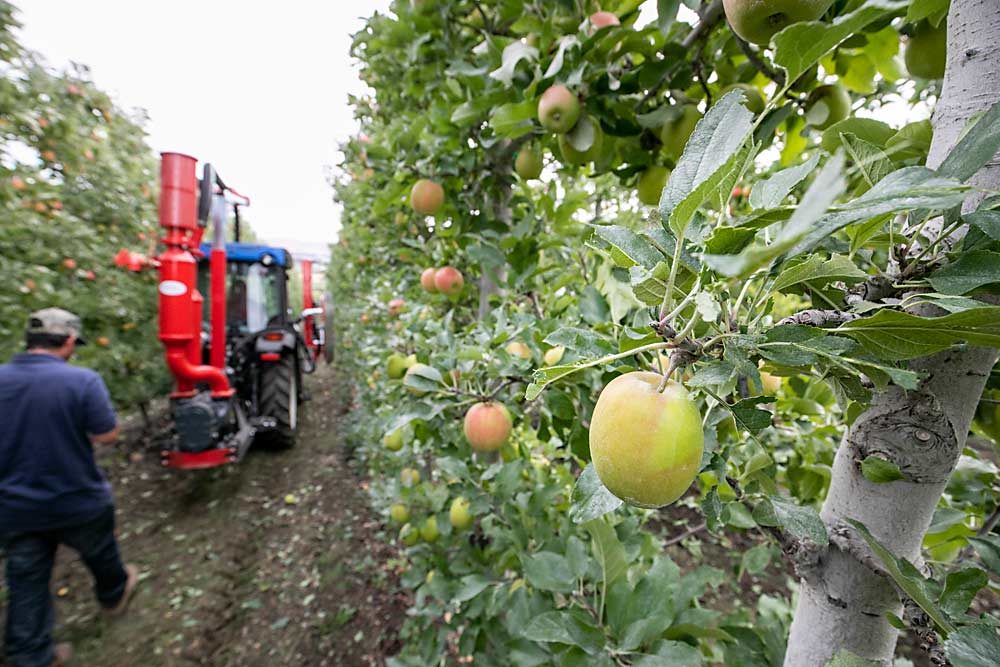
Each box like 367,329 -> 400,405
261,253 -> 275,266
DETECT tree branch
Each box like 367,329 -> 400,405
731,31 -> 786,87
778,309 -> 862,327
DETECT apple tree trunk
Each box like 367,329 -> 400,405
783,2 -> 1000,665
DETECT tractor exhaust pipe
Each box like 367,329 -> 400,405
158,152 -> 232,398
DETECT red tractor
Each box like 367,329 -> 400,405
116,152 -> 329,469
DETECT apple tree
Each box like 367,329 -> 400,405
0,2 -> 168,408
330,0 -> 1000,664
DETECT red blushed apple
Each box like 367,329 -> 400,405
589,11 -> 620,30
434,266 -> 464,296
589,372 -> 704,508
463,402 -> 513,452
537,85 -> 581,134
388,298 -> 405,316
410,179 -> 444,215
420,267 -> 438,293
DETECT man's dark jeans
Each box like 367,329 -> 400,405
3,505 -> 128,667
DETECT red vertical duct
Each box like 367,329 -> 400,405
302,260 -> 315,357
157,152 -> 232,398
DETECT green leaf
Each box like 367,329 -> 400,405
945,624 -> 1000,667
969,535 -> 1000,574
633,641 -> 703,667
907,0 -> 949,25
522,551 -> 576,593
939,568 -> 989,618
705,153 -> 847,277
402,364 -> 443,393
729,397 -> 774,435
542,35 -> 580,79
740,544 -> 772,577
836,306 -> 1000,361
825,649 -> 880,667
772,254 -> 867,294
656,0 -> 681,35
847,519 -> 955,634
452,574 -> 493,603
570,464 -> 623,524
593,224 -> 663,269
489,41 -> 538,86
490,99 -> 537,139
938,101 -> 1000,182
966,211 -> 1000,240
860,455 -> 903,483
928,251 -> 1000,295
630,262 -> 672,306
886,120 -> 934,163
840,134 -> 894,188
820,118 -> 896,153
614,556 -> 682,650
520,610 -> 603,654
753,496 -> 828,547
660,90 -> 755,238
772,0 -> 908,84
585,518 -> 628,590
566,113 -> 598,152
748,153 -> 819,210
791,166 -> 968,256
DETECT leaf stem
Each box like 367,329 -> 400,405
659,230 -> 687,319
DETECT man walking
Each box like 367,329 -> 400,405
0,308 -> 138,666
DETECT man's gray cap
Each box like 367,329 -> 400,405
27,307 -> 87,345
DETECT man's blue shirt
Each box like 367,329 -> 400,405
0,353 -> 117,532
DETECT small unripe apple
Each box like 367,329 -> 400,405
589,372 -> 704,508
420,516 -> 440,543
463,402 -> 513,452
384,429 -> 404,451
589,11 -> 620,31
723,0 -> 834,46
558,118 -> 604,165
400,467 -> 421,487
390,503 -> 410,523
515,144 -> 544,180
11,176 -> 25,190
404,354 -> 418,368
537,85 -> 581,134
760,371 -> 782,395
387,353 -> 408,379
410,179 -> 444,215
637,166 -> 670,206
660,105 -> 701,160
388,298 -> 405,316
543,346 -> 565,366
399,523 -> 420,546
434,266 -> 464,296
905,20 -> 946,80
449,497 -> 472,530
505,341 -> 531,360
420,267 -> 438,293
804,84 -> 851,130
721,83 -> 765,114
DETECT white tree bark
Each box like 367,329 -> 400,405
784,2 -> 1000,665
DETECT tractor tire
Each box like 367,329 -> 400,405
259,355 -> 298,449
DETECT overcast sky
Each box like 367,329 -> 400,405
16,0 -> 392,248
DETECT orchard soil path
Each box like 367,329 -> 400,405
1,365 -> 408,667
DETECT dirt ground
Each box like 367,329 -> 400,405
0,365 -> 408,667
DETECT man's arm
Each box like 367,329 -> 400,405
90,425 -> 120,445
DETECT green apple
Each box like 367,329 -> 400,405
660,104 -> 701,160
505,341 -> 531,360
558,117 -> 604,165
905,20 -> 947,80
410,179 -> 444,215
400,467 -> 421,487
721,83 -> 765,114
543,346 -> 566,366
805,84 -> 851,130
449,497 -> 473,530
399,523 -> 420,546
589,372 -> 703,508
515,143 -> 544,179
537,84 -> 581,133
723,0 -> 834,46
383,429 -> 404,451
463,401 -> 513,453
420,516 -> 440,542
637,166 -> 670,206
390,503 -> 410,523
387,353 -> 409,379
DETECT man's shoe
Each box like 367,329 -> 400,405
105,563 -> 139,617
52,642 -> 73,666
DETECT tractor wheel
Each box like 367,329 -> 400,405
259,355 -> 298,448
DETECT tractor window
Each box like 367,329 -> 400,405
199,262 -> 284,334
